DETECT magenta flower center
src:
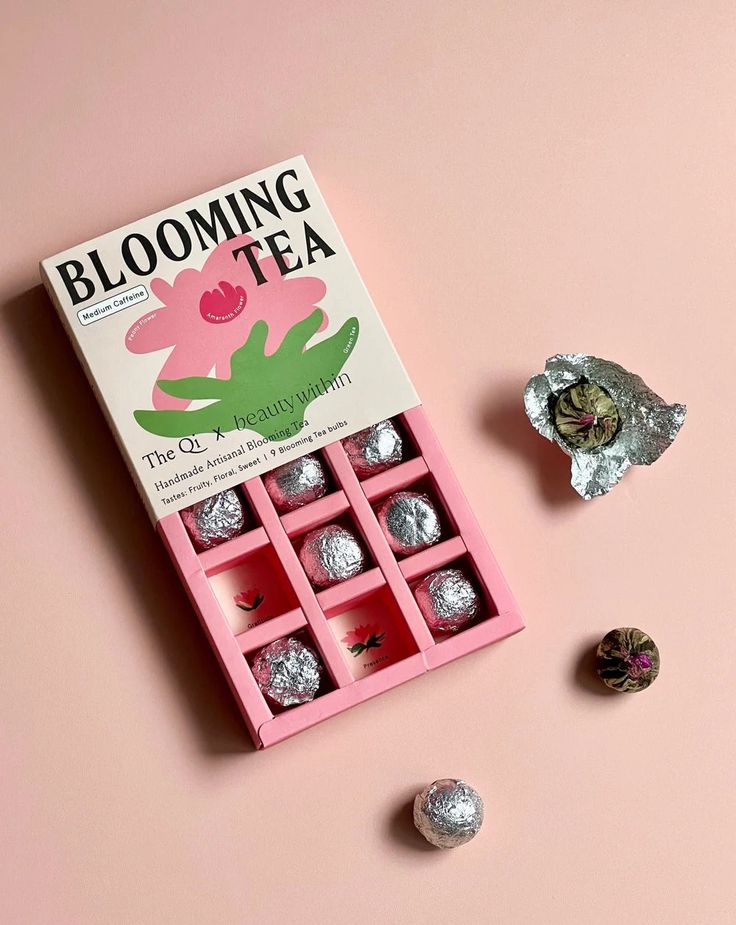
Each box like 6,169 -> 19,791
627,653 -> 653,678
578,413 -> 596,429
199,281 -> 247,324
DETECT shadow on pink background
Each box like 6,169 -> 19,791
2,2 -> 734,923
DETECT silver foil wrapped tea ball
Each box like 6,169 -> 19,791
413,779 -> 484,849
553,381 -> 620,450
252,636 -> 322,707
414,568 -> 480,633
596,627 -> 660,692
299,524 -> 366,588
263,454 -> 328,513
181,489 -> 247,550
342,419 -> 403,478
377,491 -> 441,555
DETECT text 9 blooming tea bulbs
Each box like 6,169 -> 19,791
41,156 -> 523,747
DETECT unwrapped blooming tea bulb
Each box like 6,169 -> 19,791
553,381 -> 620,449
181,489 -> 247,550
524,354 -> 686,499
596,627 -> 660,692
252,636 -> 322,707
299,524 -> 366,588
264,454 -> 328,513
342,419 -> 403,478
377,491 -> 441,555
414,568 -> 479,633
413,779 -> 484,849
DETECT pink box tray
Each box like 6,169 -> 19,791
158,406 -> 524,748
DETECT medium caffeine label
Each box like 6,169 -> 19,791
77,285 -> 149,326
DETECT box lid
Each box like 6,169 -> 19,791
41,156 -> 419,521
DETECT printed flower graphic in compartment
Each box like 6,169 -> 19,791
341,624 -> 386,658
125,234 -> 328,411
234,588 -> 265,612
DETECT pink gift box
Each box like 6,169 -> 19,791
41,156 -> 524,748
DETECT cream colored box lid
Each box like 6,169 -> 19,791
41,156 -> 419,521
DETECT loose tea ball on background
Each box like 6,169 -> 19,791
181,489 -> 247,550
377,491 -> 441,555
414,568 -> 480,633
252,636 -> 322,707
264,454 -> 328,513
553,381 -> 620,449
342,419 -> 403,477
413,779 -> 484,849
596,627 -> 660,692
299,524 -> 366,587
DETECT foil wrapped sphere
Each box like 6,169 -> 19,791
553,381 -> 619,449
299,524 -> 366,588
252,636 -> 323,707
377,491 -> 441,555
342,419 -> 403,478
596,627 -> 660,692
263,454 -> 328,513
524,354 -> 686,499
181,489 -> 247,550
413,779 -> 484,849
414,568 -> 480,633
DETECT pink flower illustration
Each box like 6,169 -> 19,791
234,589 -> 265,612
341,623 -> 385,657
125,234 -> 327,410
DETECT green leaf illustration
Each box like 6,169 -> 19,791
365,632 -> 385,650
134,309 -> 359,439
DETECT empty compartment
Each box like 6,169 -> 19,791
207,543 -> 299,636
245,627 -> 336,715
370,472 -> 459,560
325,585 -> 419,679
410,553 -> 497,641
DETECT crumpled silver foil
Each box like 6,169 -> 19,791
299,524 -> 366,587
524,354 -> 687,499
342,419 -> 403,478
413,779 -> 484,849
377,491 -> 441,555
414,568 -> 479,633
252,636 -> 322,707
264,453 -> 328,513
181,489 -> 247,550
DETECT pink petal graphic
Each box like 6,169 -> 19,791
126,234 -> 327,409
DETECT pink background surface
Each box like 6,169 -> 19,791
2,3 -> 734,922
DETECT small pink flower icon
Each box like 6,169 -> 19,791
341,623 -> 385,657
234,589 -> 264,612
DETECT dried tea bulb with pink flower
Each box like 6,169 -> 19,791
596,627 -> 660,692
553,381 -> 619,449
